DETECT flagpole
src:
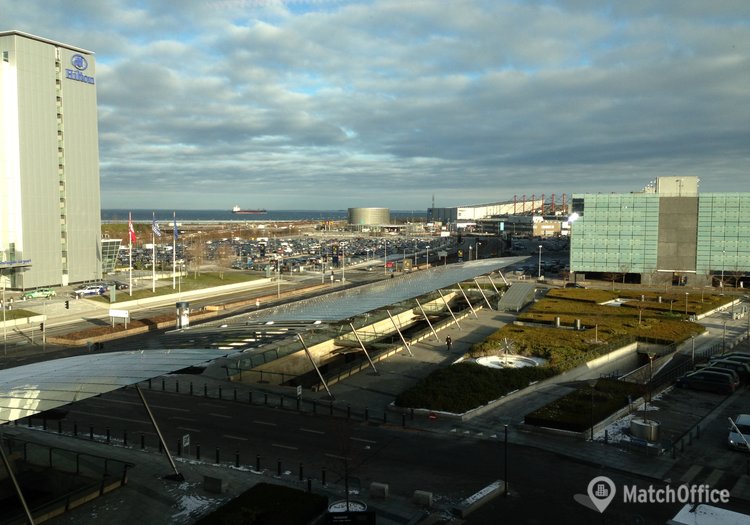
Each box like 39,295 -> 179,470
152,212 -> 156,293
128,212 -> 133,297
172,212 -> 177,290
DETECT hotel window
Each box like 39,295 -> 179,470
2,51 -> 8,62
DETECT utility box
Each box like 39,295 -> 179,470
176,301 -> 190,328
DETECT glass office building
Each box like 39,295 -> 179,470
570,177 -> 750,287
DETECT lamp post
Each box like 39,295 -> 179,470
469,245 -> 473,261
426,244 -> 430,267
537,245 -> 543,279
588,379 -> 597,441
647,352 -> 655,420
685,292 -> 689,316
384,239 -> 387,275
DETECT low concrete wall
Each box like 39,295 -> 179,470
0,314 -> 45,330
109,278 -> 273,309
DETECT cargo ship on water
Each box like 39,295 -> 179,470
232,205 -> 267,215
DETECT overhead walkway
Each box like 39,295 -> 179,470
497,281 -> 537,312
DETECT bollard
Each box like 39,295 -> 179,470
190,382 -> 193,395
365,408 -> 369,421
233,389 -> 237,402
299,462 -> 304,481
162,378 -> 165,391
123,430 -> 128,447
141,433 -> 145,450
74,422 -> 78,436
89,426 -> 94,440
410,408 -> 414,420
235,451 -> 240,468
604,429 -> 608,445
196,444 -> 201,460
43,418 -> 47,431
347,405 -> 351,419
58,421 -> 62,434
215,448 -> 220,464
177,439 -> 182,457
249,391 -> 252,404
264,393 -> 268,405
148,378 -> 152,389
204,384 -> 208,397
297,398 -> 300,411
176,380 -> 179,393
256,454 -> 261,471
106,427 -> 111,444
307,478 -> 312,493
322,467 -> 327,486
159,440 -> 163,453
219,387 -> 222,399
27,418 -> 31,428
277,458 -> 282,476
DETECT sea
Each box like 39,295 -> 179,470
102,209 -> 429,223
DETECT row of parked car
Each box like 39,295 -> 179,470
16,280 -> 130,301
676,351 -> 750,395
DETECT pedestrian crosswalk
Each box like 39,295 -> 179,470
670,464 -> 749,500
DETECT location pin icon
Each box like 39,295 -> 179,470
587,476 -> 616,513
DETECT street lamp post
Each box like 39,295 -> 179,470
469,245 -> 472,261
685,292 -> 689,316
426,245 -> 430,267
537,245 -> 543,279
588,379 -> 597,441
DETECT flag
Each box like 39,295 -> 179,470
173,212 -> 178,240
152,213 -> 162,237
128,214 -> 136,243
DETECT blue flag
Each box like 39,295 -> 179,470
173,213 -> 178,240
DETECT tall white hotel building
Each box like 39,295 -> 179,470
0,31 -> 102,289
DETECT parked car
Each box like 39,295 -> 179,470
710,352 -> 750,364
564,282 -> 585,289
728,414 -> 750,451
73,285 -> 106,298
698,366 -> 741,386
21,288 -> 56,299
706,360 -> 750,383
106,280 -> 129,290
676,369 -> 737,395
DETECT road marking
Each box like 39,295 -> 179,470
210,413 -> 232,419
223,434 -> 248,441
680,465 -> 703,484
300,428 -> 325,435
272,443 -> 298,450
170,416 -> 197,422
253,420 -> 277,426
704,469 -> 725,487
177,427 -> 202,433
324,453 -> 350,460
350,437 -> 376,444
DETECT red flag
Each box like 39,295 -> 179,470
128,214 -> 136,244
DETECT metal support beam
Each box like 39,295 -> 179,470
438,289 -> 461,330
387,309 -> 413,357
474,278 -> 493,310
135,385 -> 182,480
415,298 -> 440,342
0,437 -> 35,525
297,333 -> 334,399
487,273 -> 501,294
349,323 -> 378,375
457,282 -> 478,318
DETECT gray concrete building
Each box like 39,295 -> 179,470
0,31 -> 102,289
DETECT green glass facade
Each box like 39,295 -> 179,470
570,194 -> 660,274
696,194 -> 750,276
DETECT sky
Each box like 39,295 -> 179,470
2,1 -> 749,211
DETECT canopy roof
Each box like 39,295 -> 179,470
0,349 -> 232,425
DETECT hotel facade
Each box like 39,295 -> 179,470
0,31 -> 102,289
569,177 -> 750,287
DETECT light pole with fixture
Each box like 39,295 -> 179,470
685,292 -> 689,316
537,245 -> 543,278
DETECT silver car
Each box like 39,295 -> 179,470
729,414 -> 750,451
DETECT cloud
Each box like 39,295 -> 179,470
2,0 -> 748,209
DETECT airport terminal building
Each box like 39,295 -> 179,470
0,31 -> 102,289
569,177 -> 750,287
